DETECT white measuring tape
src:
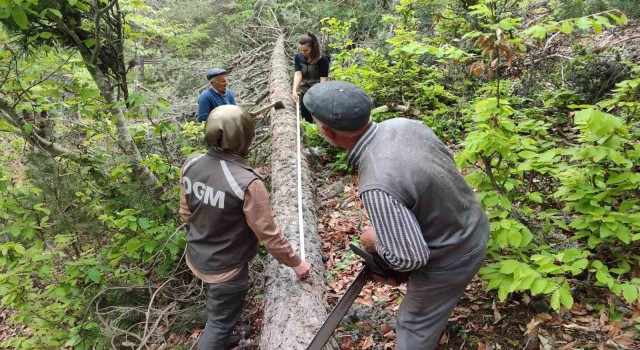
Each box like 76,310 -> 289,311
296,100 -> 305,261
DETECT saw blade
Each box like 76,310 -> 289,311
306,267 -> 371,350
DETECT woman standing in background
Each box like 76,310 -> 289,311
292,32 -> 330,123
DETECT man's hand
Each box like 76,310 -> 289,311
291,92 -> 299,102
292,260 -> 311,279
361,227 -> 377,253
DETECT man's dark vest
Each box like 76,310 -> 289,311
182,150 -> 260,274
297,53 -> 323,94
358,119 -> 489,267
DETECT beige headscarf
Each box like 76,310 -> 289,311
204,105 -> 255,156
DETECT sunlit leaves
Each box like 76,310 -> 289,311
574,17 -> 592,30
525,25 -> 547,39
11,6 -> 27,29
0,5 -> 11,19
621,283 -> 639,304
83,38 -> 96,48
460,70 -> 639,310
468,3 -> 492,18
22,123 -> 33,135
574,109 -> 626,140
607,12 -> 628,26
559,20 -> 574,34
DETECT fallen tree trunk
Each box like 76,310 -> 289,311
260,34 -> 335,350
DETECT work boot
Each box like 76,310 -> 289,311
226,331 -> 240,350
226,324 -> 253,349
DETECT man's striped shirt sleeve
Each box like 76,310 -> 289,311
361,189 -> 430,272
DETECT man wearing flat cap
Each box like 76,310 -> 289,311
179,105 -> 311,349
197,68 -> 237,122
304,81 -> 489,350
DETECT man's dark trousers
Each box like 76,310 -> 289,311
198,264 -> 249,350
396,238 -> 487,350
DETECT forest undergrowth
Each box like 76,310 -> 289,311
1,0 -> 639,348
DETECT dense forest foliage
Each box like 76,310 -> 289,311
0,0 -> 638,348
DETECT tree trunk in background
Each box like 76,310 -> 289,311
260,34 -> 336,350
136,37 -> 146,91
93,70 -> 159,190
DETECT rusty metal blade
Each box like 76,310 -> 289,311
306,267 -> 370,350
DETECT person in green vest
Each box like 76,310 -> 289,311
179,105 -> 311,349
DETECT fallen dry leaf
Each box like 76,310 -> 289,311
380,323 -> 393,334
562,323 -> 593,332
574,316 -> 595,323
559,341 -> 578,350
190,327 -> 203,339
167,332 -> 180,343
570,303 -> 588,315
383,330 -> 396,339
599,309 -> 608,327
360,335 -> 375,349
538,335 -> 553,350
632,307 -> 640,320
439,331 -> 449,344
525,313 -> 553,336
448,314 -> 468,322
356,295 -> 375,307
612,332 -> 636,347
525,317 -> 540,337
606,320 -> 622,338
560,333 -> 573,342
340,336 -> 354,350
477,341 -> 487,350
492,300 -> 502,324
547,314 -> 565,326
536,313 -> 553,322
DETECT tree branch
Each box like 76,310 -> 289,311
50,15 -> 92,60
91,0 -> 119,65
16,53 -> 75,103
0,98 -> 84,163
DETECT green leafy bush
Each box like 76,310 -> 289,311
457,69 -> 640,309
323,0 -> 639,312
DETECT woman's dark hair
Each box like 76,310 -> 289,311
297,32 -> 321,61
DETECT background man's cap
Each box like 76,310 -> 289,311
303,81 -> 372,131
206,68 -> 228,81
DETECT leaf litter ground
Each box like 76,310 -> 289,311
177,157 -> 640,350
311,172 -> 639,350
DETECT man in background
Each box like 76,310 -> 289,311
197,68 -> 236,122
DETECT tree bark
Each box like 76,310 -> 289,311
136,36 -> 146,91
259,34 -> 336,350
